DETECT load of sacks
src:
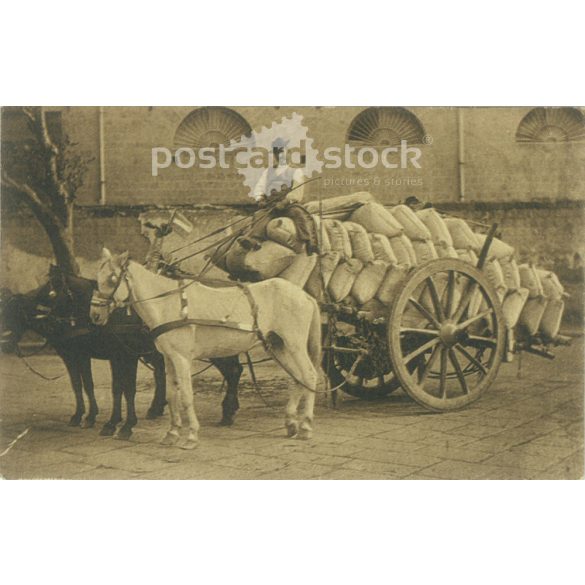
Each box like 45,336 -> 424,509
213,191 -> 567,341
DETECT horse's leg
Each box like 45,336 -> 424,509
274,345 -> 319,440
284,385 -> 303,438
146,352 -> 167,419
175,354 -> 199,449
213,356 -> 243,426
161,354 -> 181,446
299,384 -> 316,440
100,360 -> 123,436
79,355 -> 98,428
60,352 -> 85,426
117,358 -> 138,440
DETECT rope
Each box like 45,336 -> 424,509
168,214 -> 253,256
16,345 -> 65,381
168,177 -> 322,266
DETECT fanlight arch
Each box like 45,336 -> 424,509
174,107 -> 252,149
516,107 -> 585,143
347,107 -> 426,147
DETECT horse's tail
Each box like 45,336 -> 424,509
307,295 -> 322,373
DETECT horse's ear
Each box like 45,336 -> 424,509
101,247 -> 112,261
118,251 -> 130,268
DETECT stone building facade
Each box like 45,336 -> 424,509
1,106 -> 584,318
3,106 -> 584,206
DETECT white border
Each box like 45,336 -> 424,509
1,1 -> 583,582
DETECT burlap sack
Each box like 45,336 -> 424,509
279,253 -> 317,288
519,296 -> 548,336
226,239 -> 296,280
376,264 -> 409,305
475,234 -> 515,260
305,192 -> 375,219
457,249 -> 479,265
389,234 -> 417,268
435,243 -> 459,259
519,264 -> 544,298
539,299 -> 565,340
305,251 -> 341,299
412,239 -> 438,265
483,258 -> 507,301
499,257 -> 521,291
445,218 -> 481,252
349,202 -> 404,238
324,219 -> 353,259
502,288 -> 529,328
390,205 -> 432,241
328,258 -> 364,302
536,269 -> 566,300
344,221 -> 375,263
416,208 -> 454,247
351,260 -> 388,305
369,233 -> 399,264
266,217 -> 298,249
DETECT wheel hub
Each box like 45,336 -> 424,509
438,321 -> 466,347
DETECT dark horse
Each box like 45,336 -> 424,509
0,266 -> 244,439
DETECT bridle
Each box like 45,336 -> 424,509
90,258 -> 131,312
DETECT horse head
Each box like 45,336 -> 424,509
90,248 -> 130,326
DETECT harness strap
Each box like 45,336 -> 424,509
236,283 -> 272,353
150,318 -> 255,340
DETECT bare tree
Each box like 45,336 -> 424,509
1,106 -> 91,275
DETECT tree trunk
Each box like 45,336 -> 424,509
32,203 -> 80,275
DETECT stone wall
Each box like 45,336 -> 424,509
4,106 -> 583,206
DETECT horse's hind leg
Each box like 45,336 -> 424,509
79,356 -> 98,428
101,360 -> 123,436
299,386 -> 316,440
285,385 -> 303,438
117,358 -> 138,440
146,352 -> 166,419
213,356 -> 243,426
275,346 -> 319,440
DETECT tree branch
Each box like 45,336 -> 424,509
1,170 -> 61,226
22,106 -> 70,220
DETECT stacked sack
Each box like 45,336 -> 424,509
212,191 -> 567,340
517,265 -> 567,340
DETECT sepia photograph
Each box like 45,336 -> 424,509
0,105 -> 583,480
2,3 -> 584,585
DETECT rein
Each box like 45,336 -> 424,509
15,343 -> 65,381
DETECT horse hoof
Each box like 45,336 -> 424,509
179,438 -> 199,450
298,428 -> 313,440
68,416 -> 82,427
218,416 -> 234,426
82,418 -> 96,429
285,422 -> 299,438
161,432 -> 180,446
100,424 -> 116,437
146,407 -> 165,420
116,428 -> 133,441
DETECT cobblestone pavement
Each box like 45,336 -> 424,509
0,337 -> 583,480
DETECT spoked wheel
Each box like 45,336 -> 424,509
388,258 -> 505,411
323,321 -> 400,400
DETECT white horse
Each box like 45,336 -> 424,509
90,248 -> 324,449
